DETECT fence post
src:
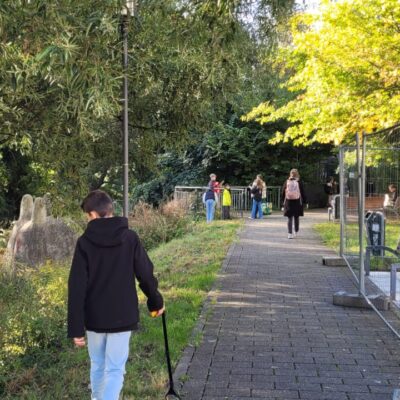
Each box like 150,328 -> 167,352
339,146 -> 345,257
240,190 -> 244,218
357,132 -> 366,295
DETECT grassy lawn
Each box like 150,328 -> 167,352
314,221 -> 400,270
314,223 -> 341,252
314,221 -> 400,252
0,219 -> 241,399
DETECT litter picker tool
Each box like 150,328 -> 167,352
152,311 -> 182,399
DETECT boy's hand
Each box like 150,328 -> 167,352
150,306 -> 165,318
73,337 -> 86,347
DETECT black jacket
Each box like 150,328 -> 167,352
205,189 -> 216,201
281,178 -> 307,217
250,185 -> 262,201
67,217 -> 163,338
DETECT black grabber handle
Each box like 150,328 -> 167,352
162,312 -> 182,399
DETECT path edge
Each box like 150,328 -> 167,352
172,225 -> 242,387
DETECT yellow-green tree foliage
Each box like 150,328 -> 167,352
244,0 -> 400,145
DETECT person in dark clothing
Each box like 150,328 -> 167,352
281,169 -> 307,239
324,176 -> 338,207
205,173 -> 223,222
250,177 -> 263,219
67,190 -> 164,400
204,188 -> 217,222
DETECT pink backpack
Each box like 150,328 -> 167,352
285,179 -> 300,200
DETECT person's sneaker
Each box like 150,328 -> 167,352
288,233 -> 293,239
294,232 -> 298,238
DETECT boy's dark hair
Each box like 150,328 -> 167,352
81,190 -> 114,217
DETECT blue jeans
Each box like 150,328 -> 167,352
251,199 -> 263,219
206,199 -> 215,222
87,331 -> 132,400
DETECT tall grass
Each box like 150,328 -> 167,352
129,199 -> 193,250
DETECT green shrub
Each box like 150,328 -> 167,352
0,263 -> 71,397
128,199 -> 193,250
0,228 -> 9,249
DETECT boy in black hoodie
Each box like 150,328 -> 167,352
67,190 -> 164,400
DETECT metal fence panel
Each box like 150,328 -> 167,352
341,144 -> 361,278
340,125 -> 400,336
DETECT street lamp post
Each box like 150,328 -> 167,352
121,1 -> 135,217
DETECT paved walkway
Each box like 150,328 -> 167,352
175,211 -> 400,400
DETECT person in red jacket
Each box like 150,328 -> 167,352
208,173 -> 223,194
67,190 -> 164,400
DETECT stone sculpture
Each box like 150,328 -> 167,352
6,195 -> 77,269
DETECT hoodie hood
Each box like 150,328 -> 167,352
83,216 -> 129,247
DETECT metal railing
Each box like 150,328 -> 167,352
174,185 -> 282,218
174,186 -> 245,218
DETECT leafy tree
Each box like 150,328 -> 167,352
200,114 -> 333,186
135,112 -> 334,206
244,0 -> 400,145
0,0 -> 296,217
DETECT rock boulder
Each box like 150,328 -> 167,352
6,195 -> 77,269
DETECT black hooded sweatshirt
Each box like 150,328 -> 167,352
67,216 -> 163,338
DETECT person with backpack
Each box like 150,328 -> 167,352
281,169 -> 307,239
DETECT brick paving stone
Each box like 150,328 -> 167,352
176,212 -> 400,399
347,394 -> 392,400
323,384 -> 370,392
252,389 -> 300,398
369,384 -> 398,393
299,391 -> 348,400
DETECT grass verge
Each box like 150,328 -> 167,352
313,223 -> 341,252
314,221 -> 400,271
314,221 -> 400,253
0,220 -> 241,399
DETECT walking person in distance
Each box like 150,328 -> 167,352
281,169 -> 307,239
